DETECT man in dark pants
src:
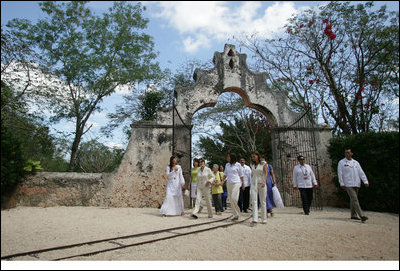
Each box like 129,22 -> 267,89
292,155 -> 318,215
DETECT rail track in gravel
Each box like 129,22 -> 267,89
1,214 -> 251,261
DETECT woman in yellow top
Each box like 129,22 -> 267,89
212,164 -> 224,215
190,158 -> 200,208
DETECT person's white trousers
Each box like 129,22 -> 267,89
227,182 -> 241,218
250,182 -> 267,222
192,184 -> 213,216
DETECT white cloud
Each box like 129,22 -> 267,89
114,84 -> 134,95
105,142 -> 125,150
183,34 -> 211,53
150,1 -> 299,53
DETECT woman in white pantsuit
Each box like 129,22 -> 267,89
249,152 -> 268,226
223,153 -> 244,221
160,156 -> 186,216
191,158 -> 214,219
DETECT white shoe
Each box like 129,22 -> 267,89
261,220 -> 267,224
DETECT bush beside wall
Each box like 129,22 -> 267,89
328,132 -> 399,213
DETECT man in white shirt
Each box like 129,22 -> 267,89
292,155 -> 318,215
238,158 -> 252,213
338,148 -> 369,222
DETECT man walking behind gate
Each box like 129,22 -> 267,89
292,155 -> 318,215
338,148 -> 369,222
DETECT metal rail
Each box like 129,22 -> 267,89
54,215 -> 251,261
1,214 -> 251,261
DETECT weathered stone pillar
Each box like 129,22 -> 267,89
314,127 -> 338,206
106,121 -> 173,208
172,107 -> 193,208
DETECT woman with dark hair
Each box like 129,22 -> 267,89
160,156 -> 186,217
191,158 -> 214,219
223,153 -> 244,221
264,157 -> 277,217
190,158 -> 201,208
249,152 -> 267,226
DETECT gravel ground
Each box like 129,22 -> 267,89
1,206 -> 399,269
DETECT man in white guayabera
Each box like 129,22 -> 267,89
292,155 -> 318,215
338,148 -> 369,222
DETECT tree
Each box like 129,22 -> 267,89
198,111 -> 272,167
237,1 -> 399,135
102,58 -> 212,141
75,139 -> 124,173
1,26 -> 41,109
1,123 -> 25,199
102,82 -> 172,141
5,1 -> 161,171
1,81 -> 69,203
1,80 -> 69,172
138,90 -> 167,121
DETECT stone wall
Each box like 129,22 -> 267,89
105,121 -> 174,208
315,128 -> 342,207
5,172 -> 111,208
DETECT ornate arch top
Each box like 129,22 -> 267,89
171,44 -> 302,128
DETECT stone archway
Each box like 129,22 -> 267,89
106,44 -> 337,208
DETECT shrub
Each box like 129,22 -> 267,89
1,124 -> 26,197
328,132 -> 399,213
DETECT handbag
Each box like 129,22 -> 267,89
184,189 -> 190,197
272,186 -> 284,209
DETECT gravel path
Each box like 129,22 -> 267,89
1,206 -> 398,267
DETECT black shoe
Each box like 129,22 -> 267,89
305,212 -> 309,215
351,217 -> 361,220
243,210 -> 248,213
361,216 -> 368,222
191,214 -> 198,219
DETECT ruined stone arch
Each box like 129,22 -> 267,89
106,44 -> 337,209
191,86 -> 278,129
170,44 -> 302,129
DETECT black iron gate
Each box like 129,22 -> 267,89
272,108 -> 322,210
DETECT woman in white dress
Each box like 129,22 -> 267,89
160,156 -> 186,216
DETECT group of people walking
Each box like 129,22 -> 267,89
159,147 -> 370,224
159,152 -> 279,226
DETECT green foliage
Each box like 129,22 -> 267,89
103,58 -> 212,142
198,113 -> 272,167
1,124 -> 26,197
23,159 -> 43,173
138,91 -> 166,121
238,1 -> 399,135
1,80 -> 69,173
75,139 -> 124,173
5,1 -> 161,171
328,132 -> 399,213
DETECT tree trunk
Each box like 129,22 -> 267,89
69,127 -> 84,172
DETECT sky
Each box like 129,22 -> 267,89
2,1 -> 399,154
